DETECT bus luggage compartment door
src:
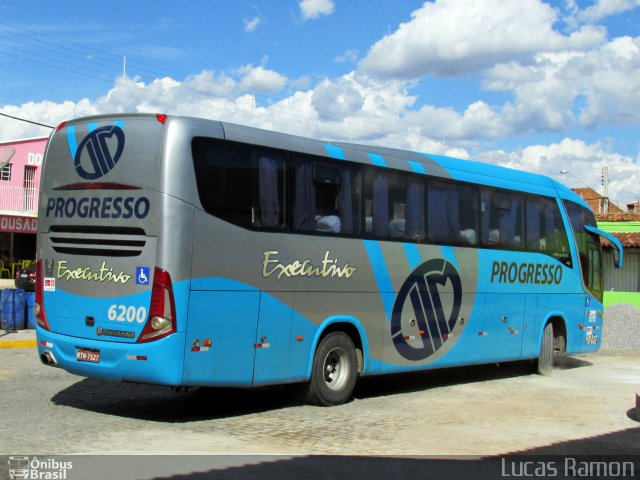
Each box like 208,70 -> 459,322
480,293 -> 527,361
183,291 -> 259,386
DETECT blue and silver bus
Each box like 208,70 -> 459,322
35,114 -> 623,406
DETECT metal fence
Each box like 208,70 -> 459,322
0,186 -> 38,213
604,248 -> 640,292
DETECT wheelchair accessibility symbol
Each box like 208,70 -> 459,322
136,266 -> 150,285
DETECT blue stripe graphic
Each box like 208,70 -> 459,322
403,243 -> 422,270
324,144 -> 346,160
113,120 -> 124,129
363,240 -> 394,320
368,153 -> 387,167
87,122 -> 98,132
67,126 -> 78,159
440,246 -> 459,270
408,161 -> 426,174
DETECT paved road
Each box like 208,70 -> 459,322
0,333 -> 639,479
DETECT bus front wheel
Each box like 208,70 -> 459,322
305,332 -> 357,406
536,322 -> 554,375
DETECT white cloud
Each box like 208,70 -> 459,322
0,99 -> 95,140
575,0 -> 640,23
243,16 -> 261,33
483,36 -> 640,131
360,0 -> 605,78
1,12 -> 638,206
311,78 -> 364,121
335,49 -> 358,64
237,65 -> 287,93
299,0 -> 334,20
476,138 -> 640,205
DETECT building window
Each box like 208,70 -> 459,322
0,164 -> 12,181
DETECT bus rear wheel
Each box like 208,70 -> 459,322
536,322 -> 554,375
305,332 -> 357,406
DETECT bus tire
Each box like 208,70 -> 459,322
536,322 -> 554,375
305,331 -> 357,406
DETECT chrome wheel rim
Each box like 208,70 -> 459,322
323,347 -> 350,391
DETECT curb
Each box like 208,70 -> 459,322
0,329 -> 37,348
0,339 -> 37,348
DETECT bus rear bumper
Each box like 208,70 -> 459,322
35,327 -> 186,386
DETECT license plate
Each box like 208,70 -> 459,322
76,349 -> 100,363
20,273 -> 28,278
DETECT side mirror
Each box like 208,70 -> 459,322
584,225 -> 624,269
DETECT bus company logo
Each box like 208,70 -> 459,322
391,259 -> 463,361
74,125 -> 125,180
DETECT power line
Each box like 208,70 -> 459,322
0,112 -> 54,129
0,20 -> 390,142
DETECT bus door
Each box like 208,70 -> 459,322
581,225 -> 622,349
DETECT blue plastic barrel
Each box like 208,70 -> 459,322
1,289 -> 26,330
25,292 -> 36,329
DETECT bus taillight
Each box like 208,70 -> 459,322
34,260 -> 51,331
138,267 -> 176,343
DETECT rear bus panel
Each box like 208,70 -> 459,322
37,115 -> 192,385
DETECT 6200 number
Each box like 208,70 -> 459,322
108,304 -> 147,324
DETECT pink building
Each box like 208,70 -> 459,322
0,136 -> 47,274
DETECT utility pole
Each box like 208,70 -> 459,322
601,165 -> 609,213
123,57 -> 127,78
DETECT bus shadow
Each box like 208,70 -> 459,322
353,356 -> 592,400
51,356 -> 593,422
51,380 -> 300,422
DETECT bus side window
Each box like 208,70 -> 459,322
481,189 -> 523,248
254,151 -> 286,229
364,169 -> 425,243
404,177 -> 425,242
526,196 -> 570,261
192,138 -> 287,231
365,169 -> 389,238
192,138 -> 254,228
428,181 -> 477,246
291,157 -> 361,236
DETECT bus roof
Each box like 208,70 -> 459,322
55,113 -> 590,209
216,118 -> 588,208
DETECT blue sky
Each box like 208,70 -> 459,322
1,0 -> 639,206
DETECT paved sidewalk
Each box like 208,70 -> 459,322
0,328 -> 36,348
